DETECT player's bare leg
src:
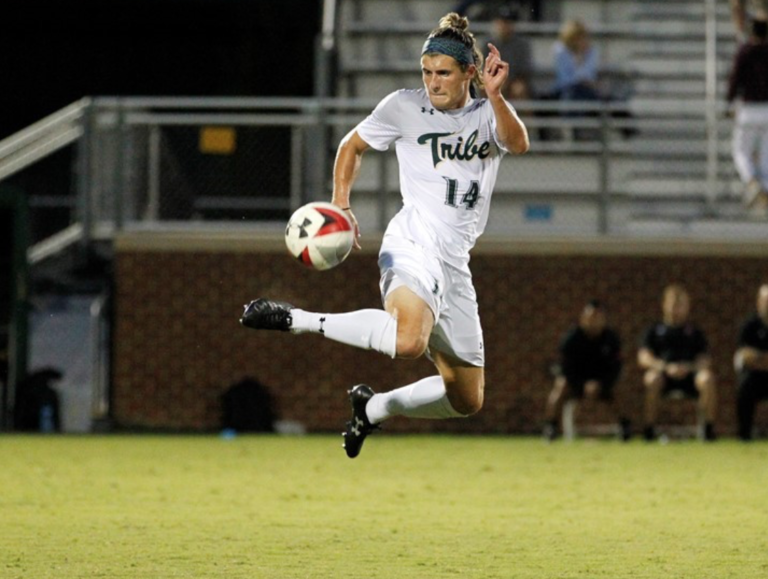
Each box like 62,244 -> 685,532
544,376 -> 569,440
695,369 -> 717,440
386,286 -> 435,359
582,382 -> 631,441
643,369 -> 664,440
432,350 -> 484,416
344,287 -> 477,458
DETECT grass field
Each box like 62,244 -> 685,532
2,434 -> 767,579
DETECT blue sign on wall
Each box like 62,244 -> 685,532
524,204 -> 553,222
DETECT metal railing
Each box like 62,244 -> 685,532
0,99 -> 89,182
0,95 -> 748,249
90,97 -> 744,233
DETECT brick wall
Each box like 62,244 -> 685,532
112,233 -> 768,436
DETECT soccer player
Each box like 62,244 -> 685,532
637,284 -> 717,441
240,12 -> 529,458
543,300 -> 629,441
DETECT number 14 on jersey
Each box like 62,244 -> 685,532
443,178 -> 481,210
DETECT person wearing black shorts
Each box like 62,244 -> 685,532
735,284 -> 768,440
544,300 -> 629,440
638,284 -> 717,441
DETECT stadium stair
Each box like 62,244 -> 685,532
336,0 -> 760,237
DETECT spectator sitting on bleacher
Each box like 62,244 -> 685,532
637,284 -> 717,442
551,19 -> 600,103
727,16 -> 768,216
543,300 -> 630,441
734,284 -> 768,441
488,6 -> 534,102
548,19 -> 636,141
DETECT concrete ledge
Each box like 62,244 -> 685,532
115,228 -> 768,257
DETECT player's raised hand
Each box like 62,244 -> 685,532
483,43 -> 509,99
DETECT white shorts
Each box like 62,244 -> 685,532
378,234 -> 485,367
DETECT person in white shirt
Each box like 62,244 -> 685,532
240,12 -> 529,458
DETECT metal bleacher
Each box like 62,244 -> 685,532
335,0 -> 762,238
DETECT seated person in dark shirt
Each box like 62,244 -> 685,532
544,300 -> 629,440
638,284 -> 717,441
488,6 -> 534,102
735,283 -> 768,440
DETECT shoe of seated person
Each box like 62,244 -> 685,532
704,422 -> 717,442
643,425 -> 656,442
542,421 -> 558,442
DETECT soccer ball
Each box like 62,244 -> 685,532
284,202 -> 354,270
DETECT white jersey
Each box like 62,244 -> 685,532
356,88 -> 510,269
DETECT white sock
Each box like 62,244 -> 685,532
365,375 -> 465,423
290,308 -> 397,359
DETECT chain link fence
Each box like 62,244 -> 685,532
77,96 -> 759,241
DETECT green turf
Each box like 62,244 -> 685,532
2,435 -> 767,578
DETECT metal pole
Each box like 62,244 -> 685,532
5,189 -> 29,430
76,98 -> 93,250
146,125 -> 161,221
115,101 -> 127,230
704,0 -> 719,208
314,0 -> 338,98
303,101 -> 328,202
311,0 -> 339,200
598,108 -> 610,235
290,126 -> 304,208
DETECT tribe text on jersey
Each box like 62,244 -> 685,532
356,89 -> 510,266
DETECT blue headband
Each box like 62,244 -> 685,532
421,37 -> 474,66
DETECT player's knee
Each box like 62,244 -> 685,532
453,393 -> 483,416
396,334 -> 429,359
449,384 -> 484,416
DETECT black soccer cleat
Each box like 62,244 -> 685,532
240,298 -> 294,331
342,384 -> 380,459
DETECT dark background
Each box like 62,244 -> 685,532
0,0 -> 321,139
0,0 -> 320,430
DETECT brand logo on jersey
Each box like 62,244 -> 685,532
417,129 -> 491,168
421,107 -> 435,115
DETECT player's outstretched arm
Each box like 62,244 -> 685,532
332,130 -> 370,249
484,42 -> 529,154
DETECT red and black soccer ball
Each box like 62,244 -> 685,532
284,202 -> 354,270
